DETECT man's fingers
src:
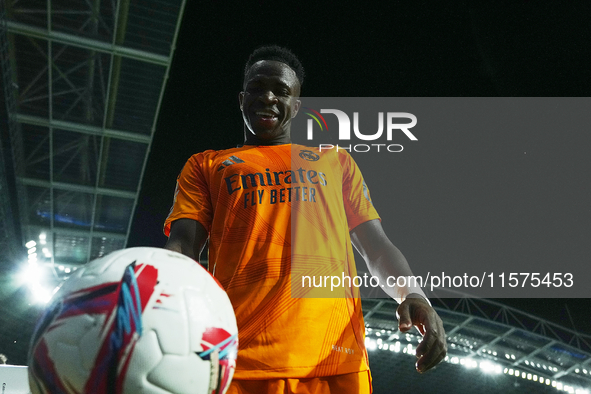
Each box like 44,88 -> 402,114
415,324 -> 447,373
416,347 -> 447,373
395,297 -> 448,372
396,302 -> 413,331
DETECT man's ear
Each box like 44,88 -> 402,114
292,99 -> 301,118
239,92 -> 244,111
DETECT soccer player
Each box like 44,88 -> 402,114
164,45 -> 447,393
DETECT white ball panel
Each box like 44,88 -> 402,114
77,314 -> 108,371
123,330 -> 164,393
148,353 -> 211,394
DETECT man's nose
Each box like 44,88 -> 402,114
260,90 -> 278,103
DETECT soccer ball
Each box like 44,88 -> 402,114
27,247 -> 238,394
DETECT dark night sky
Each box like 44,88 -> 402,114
125,2 -> 591,333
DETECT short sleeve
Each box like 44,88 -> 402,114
340,152 -> 381,231
163,153 -> 214,236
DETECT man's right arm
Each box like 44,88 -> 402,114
164,218 -> 209,261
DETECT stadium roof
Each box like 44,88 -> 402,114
363,296 -> 591,393
0,0 -> 186,289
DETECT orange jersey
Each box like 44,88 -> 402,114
164,144 -> 380,379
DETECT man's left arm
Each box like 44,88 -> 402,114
350,219 -> 447,373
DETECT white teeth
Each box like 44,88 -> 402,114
256,112 -> 277,117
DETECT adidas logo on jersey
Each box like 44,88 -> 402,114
217,155 -> 245,172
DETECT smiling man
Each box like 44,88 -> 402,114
164,45 -> 447,394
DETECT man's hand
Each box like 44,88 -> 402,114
396,296 -> 447,373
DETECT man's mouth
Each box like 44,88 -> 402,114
255,110 -> 278,121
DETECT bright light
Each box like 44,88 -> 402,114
365,338 -> 377,351
26,240 -> 36,248
31,286 -> 52,304
64,268 -> 71,273
28,253 -> 37,261
479,361 -> 502,374
22,263 -> 42,286
39,233 -> 46,240
463,359 -> 477,369
28,247 -> 37,254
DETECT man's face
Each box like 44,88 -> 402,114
239,60 -> 301,144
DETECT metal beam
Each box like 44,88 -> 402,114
122,0 -> 188,248
27,224 -> 127,240
6,20 -> 169,66
17,113 -> 151,143
18,177 -> 136,199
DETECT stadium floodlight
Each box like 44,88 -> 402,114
26,240 -> 36,248
28,247 -> 37,254
23,262 -> 42,286
39,233 -> 46,240
462,358 -> 477,369
31,285 -> 52,304
365,338 -> 377,351
479,361 -> 502,374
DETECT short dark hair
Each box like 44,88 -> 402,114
244,45 -> 305,86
